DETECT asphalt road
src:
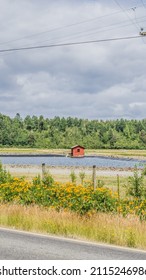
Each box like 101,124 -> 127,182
0,227 -> 146,260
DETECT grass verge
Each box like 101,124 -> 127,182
1,148 -> 146,158
0,204 -> 146,250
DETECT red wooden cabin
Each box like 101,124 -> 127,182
71,145 -> 85,157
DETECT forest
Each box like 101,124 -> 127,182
0,113 -> 146,149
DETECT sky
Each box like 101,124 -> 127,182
0,0 -> 146,120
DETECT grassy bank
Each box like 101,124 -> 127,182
0,204 -> 146,250
1,148 -> 146,158
0,148 -> 69,155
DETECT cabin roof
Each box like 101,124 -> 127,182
71,145 -> 85,149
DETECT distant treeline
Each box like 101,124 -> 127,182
1,113 -> 146,149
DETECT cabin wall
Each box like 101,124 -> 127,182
71,147 -> 84,157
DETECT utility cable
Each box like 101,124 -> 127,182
113,0 -> 146,44
140,0 -> 146,9
0,35 -> 141,54
32,15 -> 146,47
0,9 -> 125,46
113,0 -> 140,31
0,4 -> 144,47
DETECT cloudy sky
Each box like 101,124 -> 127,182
0,0 -> 146,120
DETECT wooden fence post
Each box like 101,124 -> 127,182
93,165 -> 96,190
42,163 -> 46,180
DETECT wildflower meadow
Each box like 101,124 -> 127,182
0,163 -> 146,220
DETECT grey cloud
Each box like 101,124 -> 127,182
0,0 -> 146,119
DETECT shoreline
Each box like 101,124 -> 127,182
1,153 -> 146,162
0,147 -> 146,160
4,164 -> 136,178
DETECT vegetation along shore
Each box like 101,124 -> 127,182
0,162 -> 146,250
1,113 -> 146,250
1,113 -> 146,150
1,148 -> 146,160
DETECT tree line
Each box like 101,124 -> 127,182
0,113 -> 146,149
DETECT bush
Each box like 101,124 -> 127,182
79,171 -> 85,185
0,167 -> 145,220
125,166 -> 145,198
97,179 -> 104,188
0,162 -> 13,183
42,173 -> 54,187
70,170 -> 77,184
142,165 -> 146,176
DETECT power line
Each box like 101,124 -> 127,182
32,15 -> 146,46
0,35 -> 141,54
113,0 -> 140,31
140,0 -> 146,30
113,0 -> 146,44
140,0 -> 146,9
0,9 -> 124,46
0,4 -> 144,47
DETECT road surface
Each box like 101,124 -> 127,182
0,228 -> 146,260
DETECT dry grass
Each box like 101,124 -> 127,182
0,204 -> 146,250
1,148 -> 146,158
86,149 -> 146,158
0,148 -> 69,155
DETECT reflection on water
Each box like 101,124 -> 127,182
0,156 -> 145,168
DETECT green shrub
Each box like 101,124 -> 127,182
97,179 -> 104,188
70,170 -> 77,184
79,171 -> 85,184
0,162 -> 13,183
42,173 -> 54,187
142,165 -> 146,176
125,166 -> 145,198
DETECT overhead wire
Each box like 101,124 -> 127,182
0,8 -> 126,47
0,2 -> 145,58
31,15 -> 146,46
0,35 -> 142,54
140,0 -> 146,9
3,7 -> 145,52
113,0 -> 146,43
0,3 -> 144,48
113,0 -> 140,30
140,0 -> 146,30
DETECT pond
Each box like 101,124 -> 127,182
0,155 -> 146,168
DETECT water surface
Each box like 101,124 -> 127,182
0,155 -> 145,168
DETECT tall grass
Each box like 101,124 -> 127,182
0,204 -> 146,250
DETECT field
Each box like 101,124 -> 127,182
0,149 -> 146,250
